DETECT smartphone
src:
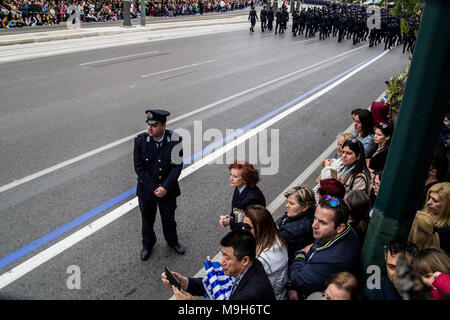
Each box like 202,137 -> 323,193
164,266 -> 180,290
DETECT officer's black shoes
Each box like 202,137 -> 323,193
170,243 -> 185,255
140,248 -> 152,261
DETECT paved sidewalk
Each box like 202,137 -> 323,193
0,14 -> 248,46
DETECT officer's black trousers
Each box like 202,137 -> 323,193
275,21 -> 282,33
139,196 -> 178,249
292,23 -> 298,36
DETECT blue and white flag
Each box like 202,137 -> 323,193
202,260 -> 233,300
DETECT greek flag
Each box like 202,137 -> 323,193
202,260 -> 233,300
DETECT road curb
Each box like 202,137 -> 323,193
0,16 -> 248,46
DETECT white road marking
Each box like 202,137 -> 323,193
0,50 -> 388,290
79,51 -> 159,66
174,90 -> 386,299
0,44 -> 368,194
141,59 -> 216,78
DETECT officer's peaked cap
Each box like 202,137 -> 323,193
145,109 -> 170,125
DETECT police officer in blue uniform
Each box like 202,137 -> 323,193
134,109 -> 185,260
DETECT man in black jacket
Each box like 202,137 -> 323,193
275,8 -> 283,34
267,6 -> 274,31
248,6 -> 258,32
134,109 -> 185,260
162,230 -> 275,300
260,6 -> 267,32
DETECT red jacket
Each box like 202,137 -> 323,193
431,273 -> 450,300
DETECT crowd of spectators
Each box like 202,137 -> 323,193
163,97 -> 450,301
0,0 -> 249,28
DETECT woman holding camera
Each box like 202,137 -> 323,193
219,161 -> 266,231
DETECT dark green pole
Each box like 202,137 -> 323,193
141,0 -> 146,26
360,0 -> 450,278
123,0 -> 132,26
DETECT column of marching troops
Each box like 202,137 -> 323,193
249,2 -> 421,53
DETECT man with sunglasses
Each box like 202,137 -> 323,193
134,109 -> 185,260
287,195 -> 360,300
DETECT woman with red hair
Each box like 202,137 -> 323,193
219,161 -> 266,231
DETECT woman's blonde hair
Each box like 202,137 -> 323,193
325,272 -> 361,300
284,185 -> 316,210
408,211 -> 440,250
411,248 -> 450,276
425,182 -> 450,228
337,132 -> 357,143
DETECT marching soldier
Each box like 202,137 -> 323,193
260,6 -> 267,32
275,7 -> 283,34
248,6 -> 258,32
267,6 -> 275,31
134,109 -> 185,260
292,10 -> 300,36
281,5 -> 289,32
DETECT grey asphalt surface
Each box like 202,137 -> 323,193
0,16 -> 410,300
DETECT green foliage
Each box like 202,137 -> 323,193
390,0 -> 424,16
386,65 -> 410,113
400,19 -> 410,35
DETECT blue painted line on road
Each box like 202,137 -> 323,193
0,187 -> 136,270
0,48 -> 385,271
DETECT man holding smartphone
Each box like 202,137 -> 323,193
134,109 -> 185,260
161,230 -> 275,300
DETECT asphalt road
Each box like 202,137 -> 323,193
0,16 -> 410,300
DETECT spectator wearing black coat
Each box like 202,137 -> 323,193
276,186 -> 315,262
219,161 -> 266,231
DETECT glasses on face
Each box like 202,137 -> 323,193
243,223 -> 253,231
322,195 -> 340,207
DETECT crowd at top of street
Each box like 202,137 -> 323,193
0,0 -> 250,28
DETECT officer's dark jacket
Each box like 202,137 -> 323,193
276,10 -> 282,21
229,186 -> 266,231
187,259 -> 275,300
134,130 -> 183,200
260,9 -> 267,19
275,207 -> 315,261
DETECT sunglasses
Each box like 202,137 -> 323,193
243,223 -> 253,231
322,195 -> 340,207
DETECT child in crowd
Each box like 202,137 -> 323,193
411,248 -> 450,300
